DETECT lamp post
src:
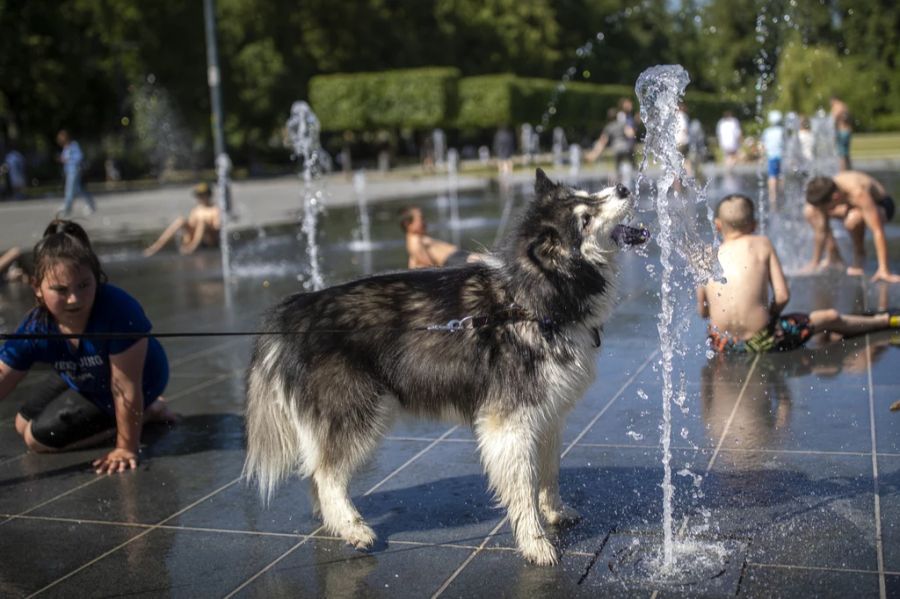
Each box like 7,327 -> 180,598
202,0 -> 232,282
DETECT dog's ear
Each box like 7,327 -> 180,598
527,226 -> 566,272
535,168 -> 556,198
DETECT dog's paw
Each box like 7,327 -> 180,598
541,503 -> 581,526
521,535 -> 559,566
343,522 -> 377,551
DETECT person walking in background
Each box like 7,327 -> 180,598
830,96 -> 849,124
835,112 -> 852,171
56,130 -> 96,217
715,111 -> 743,172
585,107 -> 636,184
762,110 -> 785,212
2,145 -> 27,200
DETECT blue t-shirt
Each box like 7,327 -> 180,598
0,284 -> 169,416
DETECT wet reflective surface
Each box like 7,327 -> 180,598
1,170 -> 900,597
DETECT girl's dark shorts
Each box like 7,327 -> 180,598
18,377 -> 115,449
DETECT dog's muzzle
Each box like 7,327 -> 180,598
608,185 -> 649,247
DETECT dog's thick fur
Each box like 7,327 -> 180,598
243,169 -> 634,565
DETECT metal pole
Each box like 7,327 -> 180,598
202,0 -> 232,283
203,0 -> 225,161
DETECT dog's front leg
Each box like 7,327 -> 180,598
538,421 -> 581,526
475,412 -> 558,566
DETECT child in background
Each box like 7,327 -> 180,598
143,182 -> 221,257
0,220 -> 174,474
400,206 -> 484,268
697,194 -> 897,353
762,110 -> 785,212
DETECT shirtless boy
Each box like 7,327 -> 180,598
698,194 -> 897,353
804,172 -> 898,283
400,206 -> 481,268
143,182 -> 221,257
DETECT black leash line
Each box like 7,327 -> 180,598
0,307 -> 560,342
0,320 -> 549,342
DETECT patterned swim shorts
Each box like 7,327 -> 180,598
708,313 -> 814,354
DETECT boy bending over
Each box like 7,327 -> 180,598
698,194 -> 898,353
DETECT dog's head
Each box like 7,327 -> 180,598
506,169 -> 647,280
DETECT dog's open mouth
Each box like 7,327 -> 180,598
612,224 -> 650,247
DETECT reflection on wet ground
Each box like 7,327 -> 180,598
1,172 -> 899,597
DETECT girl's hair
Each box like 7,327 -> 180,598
32,220 -> 107,290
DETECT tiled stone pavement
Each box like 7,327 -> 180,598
1,180 -> 900,598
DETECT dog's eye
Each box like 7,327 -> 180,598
581,213 -> 592,229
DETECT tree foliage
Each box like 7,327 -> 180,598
0,0 -> 898,178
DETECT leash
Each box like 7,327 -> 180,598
0,305 -> 603,346
0,315 -> 545,341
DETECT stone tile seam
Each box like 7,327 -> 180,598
223,426 -> 461,597
25,476 -> 242,598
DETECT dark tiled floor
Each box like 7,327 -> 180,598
2,179 -> 900,597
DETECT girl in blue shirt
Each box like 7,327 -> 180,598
0,220 -> 172,474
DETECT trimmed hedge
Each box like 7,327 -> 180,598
456,75 -> 633,130
309,67 -> 460,131
682,90 -> 745,130
310,67 -> 743,133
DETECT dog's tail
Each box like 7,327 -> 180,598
242,337 -> 320,505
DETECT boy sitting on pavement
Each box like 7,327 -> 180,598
698,193 -> 898,353
143,182 -> 221,257
804,172 -> 899,283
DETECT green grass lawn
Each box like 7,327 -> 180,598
852,132 -> 900,159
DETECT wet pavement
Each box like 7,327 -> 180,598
1,171 -> 900,597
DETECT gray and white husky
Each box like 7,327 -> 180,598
243,169 -> 647,565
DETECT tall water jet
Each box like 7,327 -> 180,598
568,144 -> 582,180
447,148 -> 461,246
286,101 -> 326,291
635,65 -> 720,572
351,170 -> 374,275
215,152 -> 232,281
809,110 -> 839,176
552,127 -> 567,167
753,6 -> 773,233
432,128 -> 447,169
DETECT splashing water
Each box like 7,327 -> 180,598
753,7 -> 772,234
635,64 -> 720,572
215,152 -> 232,281
286,101 -> 325,291
351,170 -> 374,275
447,148 -> 461,246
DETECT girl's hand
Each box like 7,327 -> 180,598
92,447 -> 138,475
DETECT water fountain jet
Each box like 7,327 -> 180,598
286,101 -> 326,291
635,64 -> 722,574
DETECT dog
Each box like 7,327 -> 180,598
243,169 -> 647,565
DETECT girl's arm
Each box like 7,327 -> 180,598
0,360 -> 27,401
93,338 -> 147,475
